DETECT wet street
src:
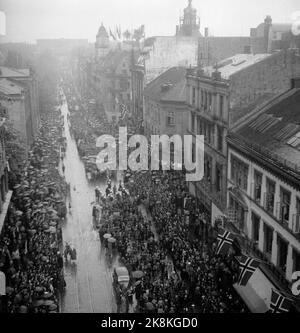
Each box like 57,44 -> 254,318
59,98 -> 120,313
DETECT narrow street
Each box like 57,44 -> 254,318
58,97 -> 119,313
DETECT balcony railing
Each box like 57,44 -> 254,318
224,220 -> 290,289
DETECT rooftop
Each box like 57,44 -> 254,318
233,87 -> 300,174
144,67 -> 186,103
0,78 -> 24,96
0,66 -> 30,78
203,53 -> 272,79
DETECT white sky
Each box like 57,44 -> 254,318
0,0 -> 299,43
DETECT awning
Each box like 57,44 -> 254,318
234,283 -> 268,313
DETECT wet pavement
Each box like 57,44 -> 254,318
58,98 -> 120,313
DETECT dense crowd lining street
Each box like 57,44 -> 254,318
62,78 -> 248,313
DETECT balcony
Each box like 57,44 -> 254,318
224,219 -> 290,290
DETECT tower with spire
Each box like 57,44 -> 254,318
95,23 -> 110,59
176,0 -> 201,37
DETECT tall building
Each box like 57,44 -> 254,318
186,49 -> 300,222
95,23 -> 110,60
93,49 -> 133,121
226,80 -> 300,311
176,0 -> 201,37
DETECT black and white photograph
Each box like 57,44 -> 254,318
0,0 -> 300,319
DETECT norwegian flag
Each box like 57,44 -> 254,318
120,104 -> 127,120
236,255 -> 260,286
269,289 -> 292,313
216,229 -> 235,255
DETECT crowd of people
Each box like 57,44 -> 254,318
63,82 -> 118,181
99,164 -> 248,313
0,94 -> 67,313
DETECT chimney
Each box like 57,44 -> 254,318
205,27 -> 209,38
212,65 -> 222,81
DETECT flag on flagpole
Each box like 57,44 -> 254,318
236,255 -> 260,286
216,228 -> 235,255
109,29 -> 116,40
269,289 -> 293,313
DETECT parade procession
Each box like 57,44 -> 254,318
1,0 -> 300,321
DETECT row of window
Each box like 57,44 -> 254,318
229,195 -> 300,278
231,154 -> 300,231
252,212 -> 300,274
191,113 -> 224,152
191,87 -> 224,118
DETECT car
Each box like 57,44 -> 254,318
112,267 -> 130,307
113,267 -> 130,290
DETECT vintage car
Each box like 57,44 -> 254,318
113,267 -> 130,290
112,267 -> 130,307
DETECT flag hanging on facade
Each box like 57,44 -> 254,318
120,104 -> 127,120
269,289 -> 293,313
216,229 -> 235,255
236,255 -> 260,286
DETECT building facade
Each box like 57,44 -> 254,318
0,66 -> 40,145
0,119 -> 12,235
93,49 -> 133,121
186,49 -> 300,222
223,84 -> 300,311
144,67 -> 189,140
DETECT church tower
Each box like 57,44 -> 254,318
176,0 -> 201,37
95,23 -> 110,59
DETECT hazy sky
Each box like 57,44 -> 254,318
0,0 -> 299,43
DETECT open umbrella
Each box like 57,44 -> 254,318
49,304 -> 58,311
32,299 -> 44,307
103,233 -> 112,239
43,292 -> 52,299
19,305 -> 28,313
108,237 -> 116,243
145,302 -> 155,311
132,271 -> 144,279
49,226 -> 56,234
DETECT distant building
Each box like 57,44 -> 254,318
186,49 -> 300,221
226,81 -> 300,311
0,66 -> 40,145
176,0 -> 201,37
95,24 -> 110,60
93,49 -> 133,121
0,119 -> 11,234
144,67 -> 188,138
250,15 -> 293,53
